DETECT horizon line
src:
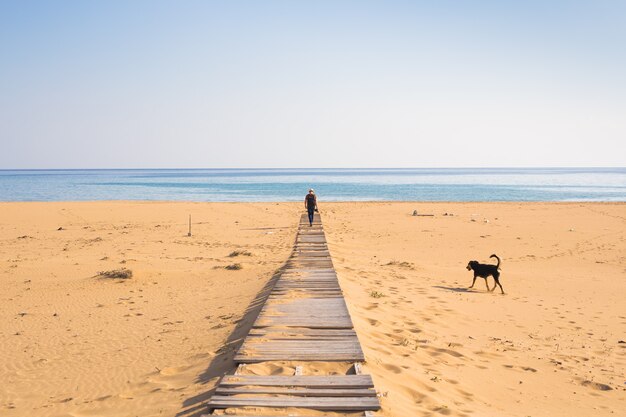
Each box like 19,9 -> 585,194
1,166 -> 625,172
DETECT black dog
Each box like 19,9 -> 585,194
466,254 -> 504,294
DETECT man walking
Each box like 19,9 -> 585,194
304,188 -> 317,226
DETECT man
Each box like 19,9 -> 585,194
304,188 -> 317,226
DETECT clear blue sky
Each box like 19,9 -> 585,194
1,1 -> 624,168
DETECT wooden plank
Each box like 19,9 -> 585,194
239,348 -> 363,353
256,313 -> 352,320
248,333 -> 356,340
253,322 -> 354,329
280,273 -> 337,277
248,329 -> 355,335
273,282 -> 340,286
268,292 -> 343,296
238,348 -> 363,354
268,294 -> 343,298
275,283 -> 340,285
215,387 -> 376,397
219,375 -> 374,388
257,315 -> 352,322
258,311 -> 350,318
240,340 -> 362,347
208,395 -> 380,410
263,297 -> 349,307
285,276 -> 332,281
202,415 -> 340,417
235,354 -> 365,359
277,279 -> 339,282
268,288 -> 342,292
239,340 -> 361,348
249,327 -> 357,333
278,276 -> 338,279
263,307 -> 348,314
270,288 -> 343,290
247,332 -> 354,337
235,355 -> 365,363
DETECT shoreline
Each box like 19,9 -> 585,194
2,200 -> 626,203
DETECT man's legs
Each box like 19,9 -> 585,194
308,208 -> 314,226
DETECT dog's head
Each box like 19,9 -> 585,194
466,260 -> 478,271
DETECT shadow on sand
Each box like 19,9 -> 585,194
432,285 -> 480,293
175,264 -> 287,417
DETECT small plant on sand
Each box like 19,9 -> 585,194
224,263 -> 243,270
369,290 -> 385,298
228,250 -> 252,257
97,268 -> 133,279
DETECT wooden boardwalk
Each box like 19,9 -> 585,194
207,213 -> 380,415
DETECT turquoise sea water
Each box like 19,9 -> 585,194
1,168 -> 625,202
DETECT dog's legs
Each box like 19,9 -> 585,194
484,278 -> 490,291
469,275 -> 477,289
493,273 -> 505,294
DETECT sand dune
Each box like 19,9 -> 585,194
1,201 -> 624,416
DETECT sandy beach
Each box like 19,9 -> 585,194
1,201 -> 624,417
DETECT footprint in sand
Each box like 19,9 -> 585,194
382,363 -> 403,374
431,347 -> 464,358
158,365 -> 187,376
580,380 -> 613,391
456,388 -> 474,399
431,405 -> 452,415
367,318 -> 380,327
94,395 -> 112,402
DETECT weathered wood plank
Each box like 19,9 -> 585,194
249,331 -> 349,336
235,355 -> 365,363
220,374 -> 374,387
208,395 -> 380,410
215,387 -> 376,397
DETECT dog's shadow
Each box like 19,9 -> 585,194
433,285 -> 480,293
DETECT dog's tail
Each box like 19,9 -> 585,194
490,254 -> 501,270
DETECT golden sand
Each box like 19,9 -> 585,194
324,202 -> 626,416
0,202 -> 624,416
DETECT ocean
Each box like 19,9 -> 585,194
1,168 -> 625,202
